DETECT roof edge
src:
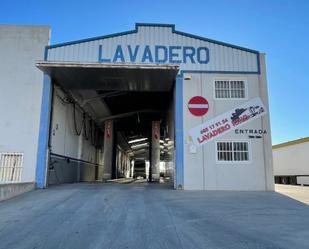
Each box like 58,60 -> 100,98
273,137 -> 309,150
135,23 -> 175,29
36,61 -> 180,71
0,24 -> 50,28
46,23 -> 259,54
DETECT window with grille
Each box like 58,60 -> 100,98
216,141 -> 250,162
0,153 -> 23,183
215,80 -> 246,99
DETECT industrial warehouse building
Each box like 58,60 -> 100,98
0,23 -> 274,194
273,137 -> 309,185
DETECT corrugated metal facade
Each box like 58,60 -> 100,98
38,23 -> 274,191
46,25 -> 259,73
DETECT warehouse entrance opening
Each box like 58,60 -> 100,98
37,62 -> 179,187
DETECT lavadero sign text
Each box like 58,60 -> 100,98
98,44 -> 210,64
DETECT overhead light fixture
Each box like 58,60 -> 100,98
134,149 -> 146,154
128,138 -> 148,144
131,142 -> 149,149
183,73 -> 192,80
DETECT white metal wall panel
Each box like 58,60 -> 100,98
183,74 -> 204,189
273,141 -> 309,176
46,25 -> 259,73
183,74 -> 267,190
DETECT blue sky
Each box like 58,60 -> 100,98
1,0 -> 308,144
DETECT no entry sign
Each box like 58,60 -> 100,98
188,96 -> 209,116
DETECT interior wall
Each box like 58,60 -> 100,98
0,25 -> 50,183
115,146 -> 131,178
48,86 -> 103,184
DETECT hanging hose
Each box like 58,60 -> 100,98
73,103 -> 83,136
56,86 -> 104,145
90,120 -> 95,146
83,116 -> 90,140
92,122 -> 99,147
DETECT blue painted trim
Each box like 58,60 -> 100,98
47,30 -> 136,49
35,74 -> 52,188
256,53 -> 261,74
173,30 -> 259,54
175,75 -> 184,189
180,70 -> 260,75
44,46 -> 48,61
46,23 -> 259,54
135,23 -> 175,29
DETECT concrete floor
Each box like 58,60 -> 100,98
275,184 -> 309,205
0,182 -> 309,249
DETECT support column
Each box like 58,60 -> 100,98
151,121 -> 160,182
35,74 -> 52,188
175,75 -> 184,189
259,53 -> 275,191
103,120 -> 113,181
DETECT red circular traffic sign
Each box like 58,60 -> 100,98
188,96 -> 209,116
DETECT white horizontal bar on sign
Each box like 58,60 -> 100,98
188,104 -> 209,108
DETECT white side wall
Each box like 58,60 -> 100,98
273,142 -> 309,176
49,87 -> 103,183
183,73 -> 272,190
0,25 -> 50,182
51,87 -> 99,162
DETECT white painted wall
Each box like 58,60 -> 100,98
183,73 -> 272,190
0,25 -> 50,182
273,141 -> 309,176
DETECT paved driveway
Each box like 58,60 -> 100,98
0,182 -> 308,249
275,184 -> 309,205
